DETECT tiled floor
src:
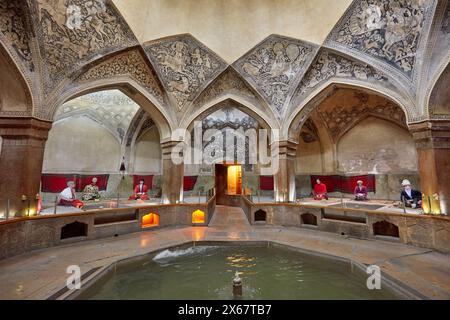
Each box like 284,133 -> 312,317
0,206 -> 448,300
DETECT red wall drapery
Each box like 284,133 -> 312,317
133,175 -> 153,189
310,175 -> 376,194
183,176 -> 198,191
259,176 -> 274,191
41,174 -> 109,192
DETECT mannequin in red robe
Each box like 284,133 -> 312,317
129,179 -> 149,200
313,179 -> 328,200
59,181 -> 84,208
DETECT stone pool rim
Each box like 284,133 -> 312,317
60,240 -> 424,301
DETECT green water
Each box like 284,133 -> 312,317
78,244 -> 404,300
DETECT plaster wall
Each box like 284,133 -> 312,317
0,49 -> 29,113
337,117 -> 418,174
133,126 -> 161,174
112,0 -> 352,63
43,116 -> 121,173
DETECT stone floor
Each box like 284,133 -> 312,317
0,205 -> 448,300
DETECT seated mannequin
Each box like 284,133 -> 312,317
354,180 -> 368,201
400,179 -> 422,208
129,179 -> 149,200
313,179 -> 328,200
59,181 -> 84,208
82,177 -> 101,201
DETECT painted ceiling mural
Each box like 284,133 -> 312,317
315,89 -> 407,142
0,0 -> 34,72
326,0 -> 436,80
0,0 -> 448,127
234,35 -> 318,118
76,49 -> 165,105
291,50 -> 388,109
34,0 -> 137,93
443,1 -> 450,34
55,89 -> 139,142
201,101 -> 259,165
144,35 -> 227,110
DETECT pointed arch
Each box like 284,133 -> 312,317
284,80 -> 414,141
180,94 -> 279,133
47,77 -> 174,142
0,41 -> 33,116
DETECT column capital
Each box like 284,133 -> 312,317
0,117 -> 52,146
272,140 -> 298,158
409,120 -> 450,149
161,140 -> 183,161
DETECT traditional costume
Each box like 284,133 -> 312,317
59,184 -> 84,208
313,180 -> 328,200
129,182 -> 149,200
354,180 -> 368,201
82,178 -> 101,201
400,179 -> 422,208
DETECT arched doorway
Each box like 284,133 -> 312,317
290,85 -> 418,202
40,89 -> 165,213
183,99 -> 274,205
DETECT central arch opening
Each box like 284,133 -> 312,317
291,86 -> 419,204
40,89 -> 165,214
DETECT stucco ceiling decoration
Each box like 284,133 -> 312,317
315,89 -> 407,142
34,0 -> 138,94
203,102 -> 259,131
0,0 -> 34,72
325,0 -> 437,84
234,35 -> 319,118
55,89 -> 140,143
191,67 -> 269,117
144,34 -> 227,110
290,49 -> 388,111
443,1 -> 450,33
75,49 -> 166,105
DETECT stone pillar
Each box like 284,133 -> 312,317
161,141 -> 184,204
0,117 -> 52,215
273,140 -> 297,202
410,120 -> 450,215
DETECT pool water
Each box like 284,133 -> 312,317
77,244 -> 404,300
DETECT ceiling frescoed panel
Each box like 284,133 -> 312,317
0,0 -> 34,72
75,49 -> 166,105
325,0 -> 437,82
234,35 -> 319,118
34,0 -> 138,93
55,89 -> 140,143
290,50 -> 389,111
144,34 -> 227,110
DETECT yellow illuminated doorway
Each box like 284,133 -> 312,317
227,165 -> 242,195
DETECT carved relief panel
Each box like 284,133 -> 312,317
144,35 -> 227,110
34,0 -> 137,93
234,35 -> 318,118
326,0 -> 437,79
0,0 -> 34,72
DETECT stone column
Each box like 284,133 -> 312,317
161,141 -> 184,204
410,120 -> 450,214
273,140 -> 297,202
0,117 -> 52,215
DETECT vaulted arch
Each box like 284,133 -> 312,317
285,81 -> 413,141
47,78 -> 174,142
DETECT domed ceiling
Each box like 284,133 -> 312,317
111,0 -> 353,63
